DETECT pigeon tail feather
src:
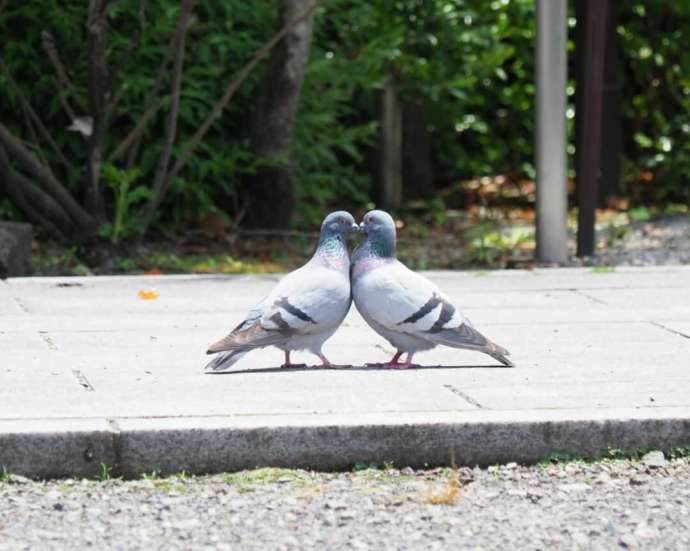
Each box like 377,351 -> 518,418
427,323 -> 514,367
204,349 -> 250,372
486,345 -> 514,368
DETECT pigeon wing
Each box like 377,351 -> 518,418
356,261 -> 512,366
206,263 -> 348,354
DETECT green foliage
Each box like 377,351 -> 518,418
591,266 -> 616,274
618,2 -> 690,204
464,220 -> 532,265
1,0 -> 688,236
99,165 -> 150,244
0,466 -> 11,483
97,463 -> 114,481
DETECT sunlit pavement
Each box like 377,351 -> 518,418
1,266 -> 689,477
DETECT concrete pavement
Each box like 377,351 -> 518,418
1,266 -> 689,477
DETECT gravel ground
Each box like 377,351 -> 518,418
2,454 -> 690,550
584,214 -> 690,267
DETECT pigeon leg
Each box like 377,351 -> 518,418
281,351 -> 306,369
366,350 -> 402,367
383,351 -> 414,369
317,352 -> 351,369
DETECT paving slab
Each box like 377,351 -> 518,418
1,266 -> 689,477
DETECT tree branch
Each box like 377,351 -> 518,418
108,1 -> 191,167
147,0 -> 320,229
0,123 -> 95,231
0,145 -> 69,242
107,96 -> 166,163
41,31 -> 86,116
141,0 -> 194,230
0,56 -> 76,174
107,0 -> 147,113
84,0 -> 111,217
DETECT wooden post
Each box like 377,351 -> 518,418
535,0 -> 569,263
381,79 -> 403,209
576,0 -> 609,257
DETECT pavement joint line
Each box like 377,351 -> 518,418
650,321 -> 690,340
442,384 -> 483,409
570,289 -> 609,305
71,370 -> 95,391
108,418 -> 124,474
38,331 -> 58,350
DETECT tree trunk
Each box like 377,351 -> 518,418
241,0 -> 315,229
402,100 -> 434,200
378,79 -> 403,209
85,0 -> 110,219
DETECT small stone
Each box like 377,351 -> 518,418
594,473 -> 612,485
619,534 -> 639,549
633,523 -> 656,540
630,475 -> 651,486
8,474 -> 31,485
642,451 -> 666,468
558,483 -> 590,493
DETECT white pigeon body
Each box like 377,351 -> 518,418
352,210 -> 513,367
205,211 -> 357,372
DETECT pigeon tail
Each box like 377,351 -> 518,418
427,323 -> 514,367
486,345 -> 513,367
204,349 -> 250,372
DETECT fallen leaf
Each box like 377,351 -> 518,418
138,289 -> 159,300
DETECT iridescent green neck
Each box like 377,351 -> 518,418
358,230 -> 396,260
316,233 -> 348,267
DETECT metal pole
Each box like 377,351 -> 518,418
535,0 -> 569,263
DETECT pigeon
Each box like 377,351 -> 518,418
205,211 -> 359,372
351,210 -> 513,368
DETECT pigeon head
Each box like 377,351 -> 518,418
320,211 -> 358,240
359,210 -> 396,257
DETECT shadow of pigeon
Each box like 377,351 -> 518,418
206,363 -> 511,375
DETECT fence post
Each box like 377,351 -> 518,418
576,0 -> 610,257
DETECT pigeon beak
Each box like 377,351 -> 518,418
351,223 -> 360,232
358,221 -> 366,233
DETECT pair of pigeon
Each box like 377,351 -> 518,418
205,210 -> 512,372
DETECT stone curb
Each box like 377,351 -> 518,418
2,408 -> 690,479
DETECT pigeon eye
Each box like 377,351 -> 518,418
338,217 -> 345,224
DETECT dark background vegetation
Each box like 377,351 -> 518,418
0,1 -> 688,272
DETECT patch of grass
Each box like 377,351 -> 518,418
96,463 -> 115,481
140,471 -> 190,492
628,206 -> 652,222
218,467 -> 315,487
592,266 -> 616,273
134,252 -> 287,275
57,482 -> 74,494
538,446 -> 690,468
0,466 -> 11,483
667,446 -> 690,459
